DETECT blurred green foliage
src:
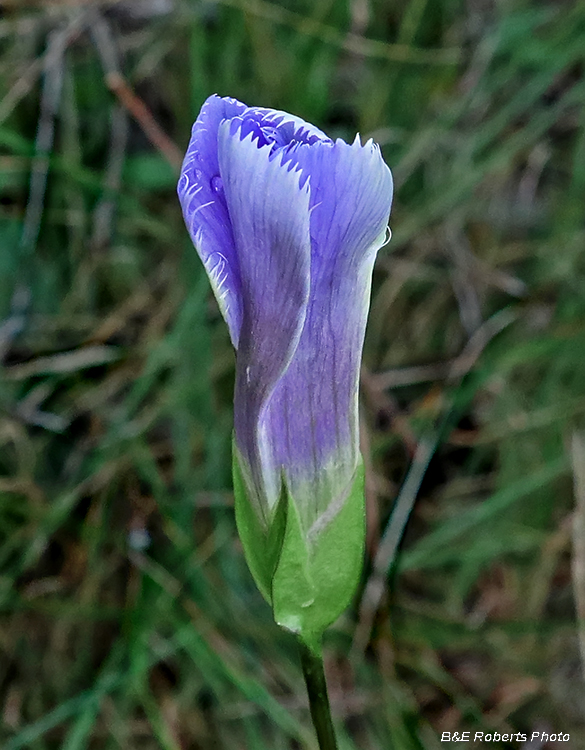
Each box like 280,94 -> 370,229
1,0 -> 585,747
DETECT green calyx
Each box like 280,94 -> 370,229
232,442 -> 365,652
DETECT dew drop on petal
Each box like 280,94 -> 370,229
211,175 -> 224,194
194,168 -> 202,182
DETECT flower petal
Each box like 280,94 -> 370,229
263,138 -> 393,530
218,120 -> 312,520
247,106 -> 331,144
177,95 -> 246,346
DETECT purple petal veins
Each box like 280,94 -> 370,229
178,95 -> 393,531
217,119 -> 312,520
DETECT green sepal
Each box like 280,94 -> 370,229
233,442 -> 287,602
233,442 -> 366,651
273,461 -> 365,651
271,488 -> 317,636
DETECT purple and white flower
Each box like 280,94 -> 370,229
178,95 -> 393,535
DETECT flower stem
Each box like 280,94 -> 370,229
298,640 -> 339,750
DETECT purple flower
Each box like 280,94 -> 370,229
178,95 -> 393,536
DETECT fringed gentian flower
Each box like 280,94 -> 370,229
178,95 -> 393,646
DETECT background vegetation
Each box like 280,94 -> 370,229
1,0 -> 585,747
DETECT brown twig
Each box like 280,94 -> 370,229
105,71 -> 183,170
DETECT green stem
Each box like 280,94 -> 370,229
298,640 -> 339,750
